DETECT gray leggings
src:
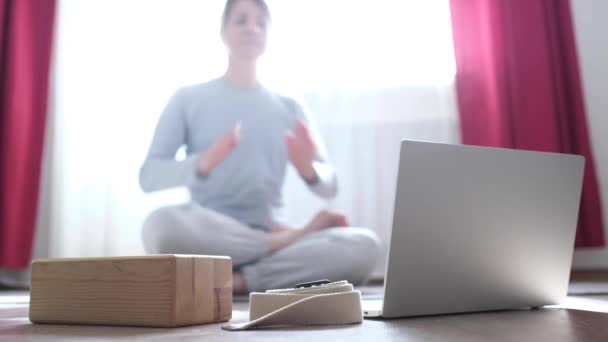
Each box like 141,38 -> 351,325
142,203 -> 381,292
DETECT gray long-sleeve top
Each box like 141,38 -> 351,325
139,77 -> 338,229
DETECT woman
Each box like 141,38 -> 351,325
140,0 -> 380,293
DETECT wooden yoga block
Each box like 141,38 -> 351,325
29,255 -> 233,327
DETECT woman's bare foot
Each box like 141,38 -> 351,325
268,223 -> 290,233
267,227 -> 308,252
233,272 -> 247,294
266,210 -> 350,253
303,209 -> 350,232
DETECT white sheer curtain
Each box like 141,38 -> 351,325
37,0 -> 459,276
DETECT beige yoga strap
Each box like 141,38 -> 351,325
222,281 -> 363,331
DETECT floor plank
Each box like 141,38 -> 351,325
1,288 -> 608,341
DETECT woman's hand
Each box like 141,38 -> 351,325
197,122 -> 241,176
285,119 -> 318,183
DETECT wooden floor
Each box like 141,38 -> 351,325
2,285 -> 608,341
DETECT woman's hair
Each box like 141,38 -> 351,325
222,0 -> 270,29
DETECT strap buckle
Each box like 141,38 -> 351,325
295,279 -> 332,288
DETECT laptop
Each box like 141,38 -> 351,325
364,140 -> 585,318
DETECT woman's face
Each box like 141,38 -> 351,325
222,0 -> 269,61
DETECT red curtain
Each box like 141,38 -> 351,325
0,0 -> 56,269
450,0 -> 605,247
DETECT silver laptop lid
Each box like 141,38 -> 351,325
382,140 -> 584,318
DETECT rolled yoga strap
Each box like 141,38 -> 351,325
222,280 -> 363,331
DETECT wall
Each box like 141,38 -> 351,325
571,0 -> 608,268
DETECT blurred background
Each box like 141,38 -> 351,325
37,0 -> 459,278
1,0 -> 607,286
